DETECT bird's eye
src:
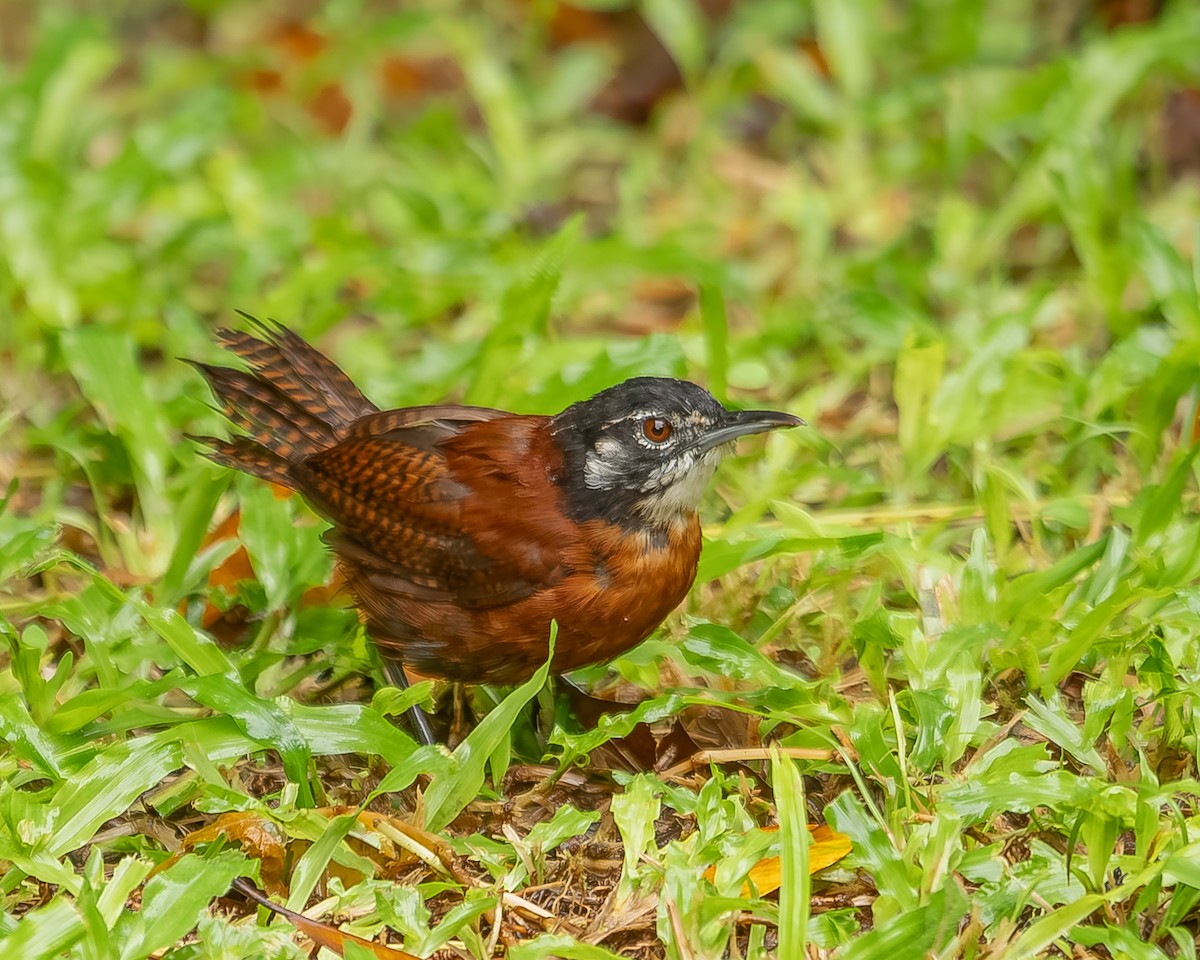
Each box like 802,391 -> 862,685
642,417 -> 673,444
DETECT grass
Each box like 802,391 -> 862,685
2,0 -> 1200,956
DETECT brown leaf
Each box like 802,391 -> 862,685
274,21 -> 327,62
307,83 -> 353,136
160,808 -> 449,902
561,682 -> 659,772
235,879 -> 419,960
1165,89 -> 1200,181
180,509 -> 254,635
652,720 -> 703,773
299,567 -> 350,610
240,68 -> 284,95
797,38 -> 831,79
1097,0 -> 1164,30
522,1 -> 732,125
543,2 -> 616,46
204,517 -> 254,594
378,55 -> 461,100
156,811 -> 289,897
617,278 -> 696,335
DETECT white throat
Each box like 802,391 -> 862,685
634,448 -> 723,528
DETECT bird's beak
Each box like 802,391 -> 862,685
695,408 -> 805,455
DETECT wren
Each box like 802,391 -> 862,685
189,319 -> 802,694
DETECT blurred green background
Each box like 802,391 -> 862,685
4,0 -> 1200,955
4,0 -> 1198,581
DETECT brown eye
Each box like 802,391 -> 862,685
642,417 -> 673,443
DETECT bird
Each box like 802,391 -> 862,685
188,318 -> 802,739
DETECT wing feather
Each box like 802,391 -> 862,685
291,410 -> 567,609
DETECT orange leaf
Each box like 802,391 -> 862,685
299,567 -> 350,610
703,824 -> 851,897
797,38 -> 832,79
189,498 -> 312,631
155,811 -> 289,897
185,510 -> 255,631
308,83 -> 353,135
241,68 -> 284,95
378,56 -> 461,100
274,21 -> 327,62
545,2 -> 616,46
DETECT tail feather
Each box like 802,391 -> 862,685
188,434 -> 295,488
186,358 -> 334,457
189,316 -> 379,485
220,314 -> 376,430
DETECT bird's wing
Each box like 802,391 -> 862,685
291,408 -> 569,608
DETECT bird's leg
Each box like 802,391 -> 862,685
450,682 -> 468,748
382,659 -> 436,746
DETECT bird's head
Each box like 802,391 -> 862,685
550,377 -> 803,530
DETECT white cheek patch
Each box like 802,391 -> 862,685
583,437 -> 625,490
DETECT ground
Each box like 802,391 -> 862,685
2,1 -> 1200,957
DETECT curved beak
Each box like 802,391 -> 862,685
695,408 -> 805,455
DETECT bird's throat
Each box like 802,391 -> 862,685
633,454 -> 720,531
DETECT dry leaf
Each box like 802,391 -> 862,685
236,879 -> 419,960
155,811 -> 289,896
703,824 -> 852,897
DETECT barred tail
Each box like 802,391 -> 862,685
187,434 -> 296,487
188,315 -> 378,485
